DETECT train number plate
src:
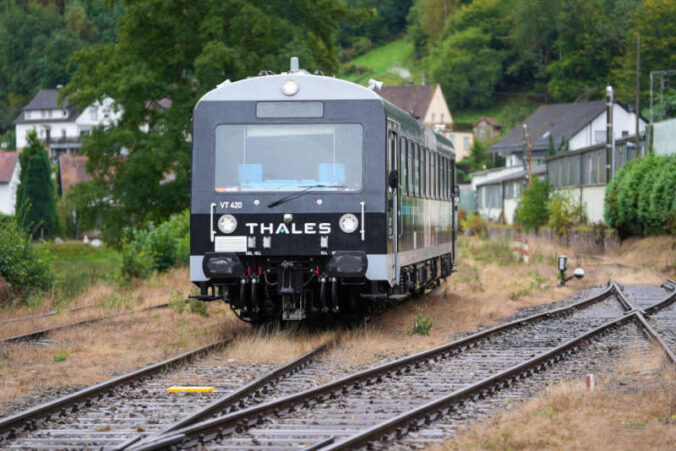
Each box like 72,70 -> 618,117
214,236 -> 247,253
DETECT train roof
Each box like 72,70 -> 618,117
198,71 -> 382,104
197,61 -> 453,156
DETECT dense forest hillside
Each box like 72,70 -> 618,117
0,0 -> 674,237
339,0 -> 675,123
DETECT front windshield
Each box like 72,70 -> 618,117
214,123 -> 363,192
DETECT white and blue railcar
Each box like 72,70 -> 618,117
190,58 -> 458,323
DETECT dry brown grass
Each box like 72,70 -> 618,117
329,235 -> 672,366
436,345 -> 676,450
0,268 -> 192,339
0,268 -> 247,407
224,328 -> 337,365
606,235 -> 676,280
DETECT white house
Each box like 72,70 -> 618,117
0,152 -> 20,215
14,89 -> 121,162
472,101 -> 647,225
488,101 -> 646,166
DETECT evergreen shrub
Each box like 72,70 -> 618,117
121,210 -> 190,279
0,216 -> 52,301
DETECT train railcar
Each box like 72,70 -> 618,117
190,58 -> 458,323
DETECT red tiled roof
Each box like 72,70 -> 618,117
0,152 -> 19,183
376,84 -> 437,119
59,155 -> 92,192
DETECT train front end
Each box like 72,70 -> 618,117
190,64 -> 387,323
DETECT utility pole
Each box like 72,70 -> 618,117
636,33 -> 641,155
528,135 -> 533,187
606,85 -> 614,182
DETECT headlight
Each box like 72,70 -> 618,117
339,214 -> 359,233
217,214 -> 237,234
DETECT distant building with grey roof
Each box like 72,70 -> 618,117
488,101 -> 646,168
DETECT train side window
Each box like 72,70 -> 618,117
413,144 -> 419,197
388,132 -> 396,174
425,149 -> 430,198
400,137 -> 407,195
408,144 -> 414,196
418,146 -> 425,197
447,158 -> 452,198
427,149 -> 434,199
441,157 -> 447,200
421,148 -> 426,198
431,153 -> 438,199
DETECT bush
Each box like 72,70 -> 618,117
515,178 -> 551,231
0,217 -> 52,301
121,210 -> 190,279
461,212 -> 486,235
547,192 -> 586,236
605,155 -> 676,236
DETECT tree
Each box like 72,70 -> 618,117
515,178 -> 551,231
0,1 -> 121,134
613,0 -> 676,104
62,0 -> 348,245
15,131 -> 58,239
427,27 -> 504,108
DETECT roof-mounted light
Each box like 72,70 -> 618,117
281,79 -> 299,96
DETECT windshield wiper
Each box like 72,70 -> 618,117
267,184 -> 345,208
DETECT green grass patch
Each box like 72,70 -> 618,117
409,311 -> 433,336
339,38 -> 423,86
39,241 -> 122,306
52,352 -> 68,362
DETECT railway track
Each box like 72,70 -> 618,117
2,281 -> 673,450
0,302 -> 173,344
0,337 -> 331,450
0,303 -> 99,326
127,281 -> 676,450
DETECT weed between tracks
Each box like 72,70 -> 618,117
437,345 -> 676,450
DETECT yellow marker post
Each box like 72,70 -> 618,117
167,386 -> 215,393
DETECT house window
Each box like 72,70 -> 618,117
41,109 -> 47,118
90,107 -> 98,121
440,114 -> 444,124
463,136 -> 470,149
61,129 -> 66,139
431,113 -> 436,123
63,109 -> 68,117
594,130 -> 605,144
449,135 -> 455,146
622,130 -> 629,137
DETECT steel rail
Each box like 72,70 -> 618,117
0,340 -> 230,441
0,303 -> 98,326
634,312 -> 676,365
644,283 -> 676,315
120,341 -> 333,450
0,302 -> 171,344
609,278 -> 643,313
131,283 -> 621,450
324,313 -> 640,450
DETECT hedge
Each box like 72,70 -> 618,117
605,155 -> 676,236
